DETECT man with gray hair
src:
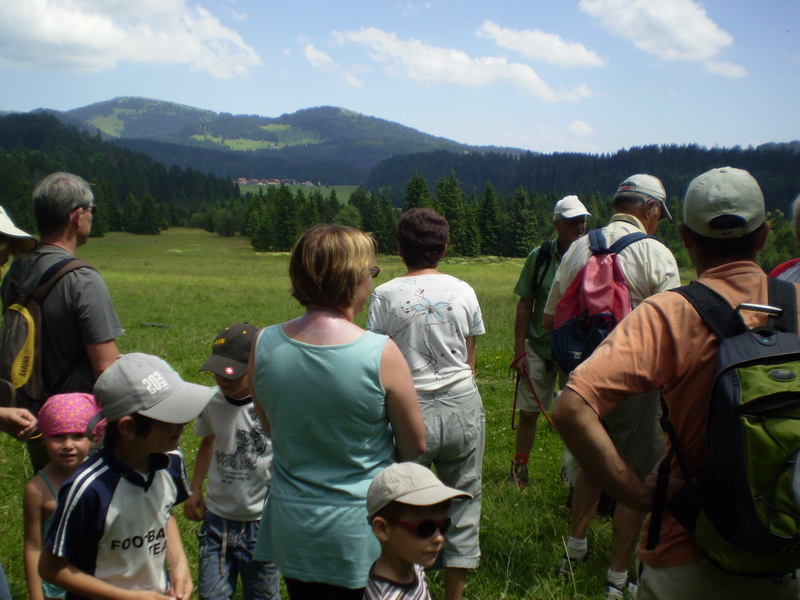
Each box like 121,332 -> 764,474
554,167 -> 800,599
544,174 -> 680,599
1,172 -> 123,470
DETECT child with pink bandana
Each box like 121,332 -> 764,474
22,393 -> 102,600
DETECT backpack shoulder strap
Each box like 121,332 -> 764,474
607,231 -> 654,255
767,277 -> 798,333
31,259 -> 94,303
671,281 -> 746,339
531,240 -> 553,292
588,229 -> 607,254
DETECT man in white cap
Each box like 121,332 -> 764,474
0,204 -> 38,440
554,167 -> 800,599
508,195 -> 590,489
544,174 -> 680,598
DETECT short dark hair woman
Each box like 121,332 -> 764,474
249,225 -> 426,599
367,208 -> 486,600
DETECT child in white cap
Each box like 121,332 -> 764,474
364,462 -> 472,600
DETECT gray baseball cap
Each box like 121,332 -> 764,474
614,174 -> 672,220
94,353 -> 214,423
683,167 -> 765,238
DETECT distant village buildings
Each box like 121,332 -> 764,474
235,178 -> 318,187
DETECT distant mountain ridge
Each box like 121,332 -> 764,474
18,97 -> 518,183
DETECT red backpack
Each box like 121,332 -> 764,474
551,229 -> 657,374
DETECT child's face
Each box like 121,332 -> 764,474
140,420 -> 187,453
44,433 -> 90,470
383,504 -> 449,569
214,374 -> 249,399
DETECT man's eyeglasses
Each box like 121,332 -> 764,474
369,266 -> 381,279
80,204 -> 97,215
388,517 -> 451,538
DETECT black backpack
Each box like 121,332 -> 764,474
648,278 -> 800,576
0,258 -> 94,412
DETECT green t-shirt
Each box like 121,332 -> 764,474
514,240 -> 559,359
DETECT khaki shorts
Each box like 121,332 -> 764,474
638,559 -> 800,600
514,342 -> 559,414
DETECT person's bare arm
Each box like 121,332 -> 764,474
247,331 -> 271,436
23,480 -> 46,600
465,335 -> 477,373
86,340 -> 120,380
381,340 -> 426,461
183,435 -> 214,522
39,550 -> 170,600
165,515 -> 192,600
552,388 -> 651,512
512,298 -> 533,374
542,313 -> 555,330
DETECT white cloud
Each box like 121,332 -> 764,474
704,60 -> 747,78
476,20 -> 605,68
568,120 -> 595,137
333,27 -> 594,102
0,0 -> 261,78
303,43 -> 364,88
579,0 -> 746,77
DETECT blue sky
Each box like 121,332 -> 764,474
0,0 -> 798,154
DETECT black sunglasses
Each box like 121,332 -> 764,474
369,266 -> 381,278
80,204 -> 97,215
389,517 -> 451,538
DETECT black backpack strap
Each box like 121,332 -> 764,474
607,231 -> 653,255
672,281 -> 746,339
31,259 -> 94,302
767,277 -> 798,333
531,240 -> 553,293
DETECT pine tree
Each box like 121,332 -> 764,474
477,183 -> 501,256
435,173 -> 467,255
504,187 -> 536,257
402,173 -> 431,213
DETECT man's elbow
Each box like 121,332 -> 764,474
542,313 -> 554,330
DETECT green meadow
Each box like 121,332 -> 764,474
1,228 -> 643,599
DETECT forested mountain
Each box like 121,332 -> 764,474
38,97 -> 498,182
0,112 -> 238,235
367,144 -> 800,215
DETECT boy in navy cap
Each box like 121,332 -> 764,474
184,323 -> 279,600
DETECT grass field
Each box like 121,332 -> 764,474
0,228 -> 672,599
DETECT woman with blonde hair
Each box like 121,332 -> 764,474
250,224 -> 426,599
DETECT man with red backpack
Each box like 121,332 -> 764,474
544,174 -> 679,599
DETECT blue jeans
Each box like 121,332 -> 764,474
198,512 -> 281,600
0,563 -> 11,600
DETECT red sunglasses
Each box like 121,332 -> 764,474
388,517 -> 451,538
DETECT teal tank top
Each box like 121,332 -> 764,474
252,324 -> 395,588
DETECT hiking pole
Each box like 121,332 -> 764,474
509,354 -> 558,431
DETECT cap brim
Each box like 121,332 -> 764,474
395,485 -> 473,508
557,209 -> 591,220
138,381 -> 214,423
198,355 -> 248,379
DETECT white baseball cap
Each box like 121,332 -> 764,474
553,195 -> 590,220
683,167 -> 765,238
94,353 -> 214,423
367,462 -> 472,519
0,207 -> 36,254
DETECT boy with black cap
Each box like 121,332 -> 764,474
365,462 -> 472,600
184,323 -> 279,600
39,353 -> 214,600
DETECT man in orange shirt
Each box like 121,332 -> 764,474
553,167 -> 800,599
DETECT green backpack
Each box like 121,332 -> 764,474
648,278 -> 800,576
